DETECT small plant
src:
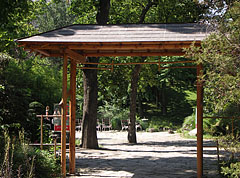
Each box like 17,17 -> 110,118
218,134 -> 240,177
0,129 -> 60,178
221,162 -> 240,178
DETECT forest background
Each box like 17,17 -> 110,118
0,0 -> 239,177
1,0 -> 240,142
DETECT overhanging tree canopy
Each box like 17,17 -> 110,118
17,23 -> 210,178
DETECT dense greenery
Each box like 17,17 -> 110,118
0,130 -> 60,178
0,0 -> 239,176
186,0 -> 240,135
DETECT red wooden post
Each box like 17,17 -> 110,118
61,53 -> 68,178
69,59 -> 76,174
197,63 -> 203,178
40,115 -> 43,150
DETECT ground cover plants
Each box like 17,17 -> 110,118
0,130 -> 60,178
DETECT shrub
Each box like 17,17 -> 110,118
221,162 -> 240,178
218,135 -> 240,178
182,114 -> 195,131
0,130 -> 60,178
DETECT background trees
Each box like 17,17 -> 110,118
187,1 -> 240,116
3,0 -> 236,143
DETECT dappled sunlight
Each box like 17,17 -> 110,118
67,131 -> 219,177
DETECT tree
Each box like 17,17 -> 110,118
0,0 -> 36,55
127,0 -> 205,143
81,0 -> 111,148
186,1 -> 240,115
34,0 -> 75,32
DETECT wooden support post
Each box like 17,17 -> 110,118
61,52 -> 68,178
216,140 -> 220,173
197,63 -> 203,178
69,59 -> 76,174
40,115 -> 43,150
54,138 -> 57,159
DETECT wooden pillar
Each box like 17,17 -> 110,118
61,53 -> 68,178
40,115 -> 43,150
69,59 -> 76,174
197,63 -> 203,178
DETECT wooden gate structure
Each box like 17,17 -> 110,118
17,23 -> 210,178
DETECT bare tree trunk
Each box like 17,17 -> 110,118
128,0 -> 156,143
161,81 -> 167,115
81,58 -> 99,148
128,64 -> 142,143
81,0 -> 110,149
138,94 -> 143,117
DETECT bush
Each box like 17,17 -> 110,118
182,114 -> 195,131
218,135 -> 240,178
221,162 -> 240,178
0,130 -> 60,178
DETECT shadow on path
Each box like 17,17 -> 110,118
71,137 -> 219,178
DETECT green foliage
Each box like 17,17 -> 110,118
0,130 -> 60,178
221,162 -> 240,178
0,0 -> 37,53
218,135 -> 240,177
218,135 -> 240,155
186,1 -> 240,114
0,54 -> 61,141
34,0 -> 76,32
182,112 -> 195,131
98,100 -> 129,130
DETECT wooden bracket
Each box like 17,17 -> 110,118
66,49 -> 86,63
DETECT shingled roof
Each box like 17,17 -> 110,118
17,23 -> 210,61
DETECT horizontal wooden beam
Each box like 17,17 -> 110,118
77,67 -> 112,70
159,66 -> 197,69
84,51 -> 185,57
19,41 -> 201,46
78,60 -> 195,66
48,51 -> 185,58
33,43 -> 197,51
203,116 -> 240,119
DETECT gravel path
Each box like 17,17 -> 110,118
68,131 -> 219,178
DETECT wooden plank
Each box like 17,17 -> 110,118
84,51 -> 185,57
203,116 -> 240,119
77,60 -> 195,66
36,115 -> 70,117
197,63 -> 203,178
159,66 -> 197,69
67,43 -> 197,50
69,59 -> 76,174
77,67 -> 112,70
61,52 -> 68,178
19,40 -> 201,47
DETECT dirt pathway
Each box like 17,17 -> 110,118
68,131 -> 219,178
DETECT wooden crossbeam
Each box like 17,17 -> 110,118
77,67 -> 112,71
78,60 -> 195,66
84,51 -> 185,57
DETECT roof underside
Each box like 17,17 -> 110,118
17,23 -> 210,63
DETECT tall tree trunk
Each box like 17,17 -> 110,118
161,81 -> 167,115
128,64 -> 142,143
138,94 -> 143,117
81,58 -> 99,148
128,0 -> 156,143
81,0 -> 110,149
